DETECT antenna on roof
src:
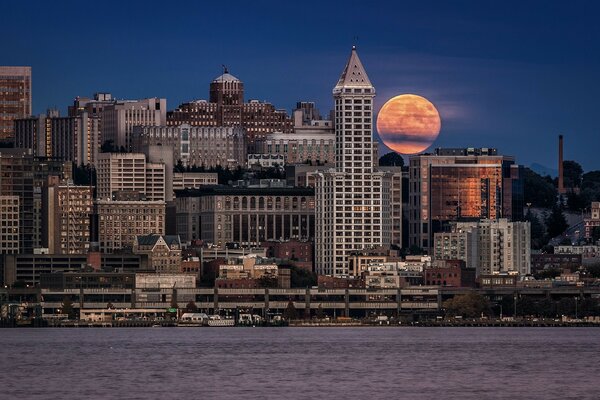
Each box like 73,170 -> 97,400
352,36 -> 358,50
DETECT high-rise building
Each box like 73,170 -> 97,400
101,98 -> 166,150
96,152 -> 165,202
433,219 -> 530,276
97,199 -> 165,253
42,180 -> 93,254
167,70 -> 293,152
0,149 -> 70,253
131,124 -> 246,169
315,47 -> 388,277
408,148 -> 523,253
0,195 -> 20,254
0,66 -> 31,142
14,109 -> 100,165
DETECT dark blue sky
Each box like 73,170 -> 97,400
2,0 -> 599,171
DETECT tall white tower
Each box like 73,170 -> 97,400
315,47 -> 387,277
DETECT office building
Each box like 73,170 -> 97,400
315,46 -> 389,277
42,180 -> 93,254
0,66 -> 31,141
96,152 -> 165,201
132,124 -> 246,169
254,132 -> 335,165
97,199 -> 165,253
101,97 -> 166,150
167,70 -> 293,152
175,185 -> 315,248
433,219 -> 530,276
173,172 -> 218,191
14,109 -> 100,165
408,147 -> 523,252
0,195 -> 20,254
0,149 -> 70,253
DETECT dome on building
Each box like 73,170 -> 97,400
212,68 -> 241,83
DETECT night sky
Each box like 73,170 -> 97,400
2,0 -> 599,171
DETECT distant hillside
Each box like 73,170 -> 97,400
530,163 -> 557,178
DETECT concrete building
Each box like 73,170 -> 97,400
434,219 -> 530,276
101,97 -> 166,150
97,199 -> 165,253
254,132 -> 335,165
378,166 -> 403,248
96,152 -> 166,202
173,172 -> 218,191
0,66 -> 31,141
175,186 -> 315,248
133,234 -> 182,273
424,260 -> 476,287
315,47 -> 389,277
132,124 -> 246,169
0,195 -> 19,254
167,70 -> 293,152
0,149 -> 71,253
408,148 -> 524,252
42,180 -> 93,254
14,110 -> 100,165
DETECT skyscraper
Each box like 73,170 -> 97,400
408,148 -> 523,253
315,47 -> 388,277
0,66 -> 31,142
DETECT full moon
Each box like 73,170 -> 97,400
376,94 -> 441,154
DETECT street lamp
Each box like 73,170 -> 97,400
574,297 -> 578,320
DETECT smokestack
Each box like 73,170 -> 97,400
558,134 -> 565,194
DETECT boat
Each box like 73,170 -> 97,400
207,315 -> 235,327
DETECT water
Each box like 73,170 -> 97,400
0,327 -> 598,399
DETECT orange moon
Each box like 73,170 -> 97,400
376,94 -> 441,154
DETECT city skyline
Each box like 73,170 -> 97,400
1,1 -> 599,170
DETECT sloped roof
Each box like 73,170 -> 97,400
136,234 -> 181,247
334,46 -> 373,89
212,72 -> 241,83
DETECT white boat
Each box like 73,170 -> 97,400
207,315 -> 235,327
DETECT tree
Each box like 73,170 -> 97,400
592,227 -> 600,243
585,263 -> 600,279
287,265 -> 317,288
61,296 -> 76,319
525,208 -> 546,249
72,163 -> 97,187
258,275 -> 278,288
185,301 -> 198,313
100,140 -> 116,153
175,159 -> 185,173
443,292 -> 490,318
545,205 -> 568,239
562,160 -> 583,189
283,300 -> 298,320
522,168 -> 558,208
534,267 -> 561,280
379,152 -> 405,167
316,304 -> 325,319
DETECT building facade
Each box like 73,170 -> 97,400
14,110 -> 100,165
97,200 -> 166,253
132,124 -> 246,169
315,47 -> 388,277
173,172 -> 218,191
175,186 -> 315,248
96,152 -> 165,201
101,98 -> 166,150
0,66 -> 31,141
0,195 -> 19,254
254,132 -> 335,165
167,70 -> 293,152
408,148 -> 523,252
133,234 -> 182,273
42,181 -> 93,255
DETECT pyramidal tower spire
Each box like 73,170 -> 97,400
334,46 -> 373,91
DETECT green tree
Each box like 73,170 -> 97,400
585,263 -> 600,279
534,267 -> 562,280
287,265 -> 317,288
522,168 -> 558,208
258,275 -> 278,288
316,304 -> 325,319
185,301 -> 198,313
592,227 -> 600,243
562,160 -> 583,188
283,300 -> 298,320
379,152 -> 405,167
545,205 -> 568,239
443,292 -> 490,318
61,296 -> 76,319
525,208 -> 546,249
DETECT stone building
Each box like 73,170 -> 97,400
0,66 -> 31,141
175,185 -> 315,248
133,234 -> 182,273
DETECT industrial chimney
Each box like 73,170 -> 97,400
558,134 -> 565,194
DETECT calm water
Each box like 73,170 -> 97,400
0,327 -> 599,399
